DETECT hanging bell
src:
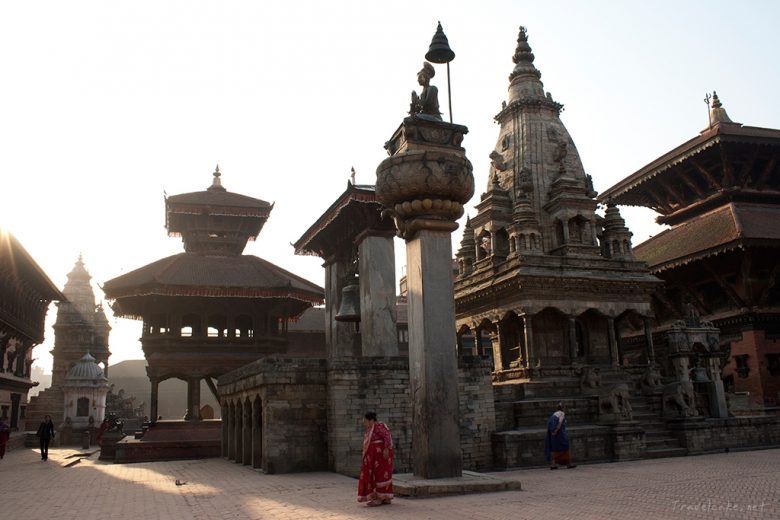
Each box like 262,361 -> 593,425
335,281 -> 361,322
425,22 -> 455,64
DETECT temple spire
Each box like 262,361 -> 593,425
710,91 -> 733,125
208,164 -> 226,192
507,26 -> 546,104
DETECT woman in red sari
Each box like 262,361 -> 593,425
357,411 -> 394,507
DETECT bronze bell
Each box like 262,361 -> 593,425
425,21 -> 455,64
335,281 -> 361,322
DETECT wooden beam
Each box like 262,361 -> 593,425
756,156 -> 777,190
656,174 -> 687,207
719,143 -> 735,186
737,147 -> 760,188
679,285 -> 711,316
691,158 -> 723,190
758,263 -> 780,306
676,166 -> 706,198
641,184 -> 673,213
652,288 -> 685,320
702,261 -> 746,309
739,251 -> 755,307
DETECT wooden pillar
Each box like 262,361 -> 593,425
149,378 -> 159,423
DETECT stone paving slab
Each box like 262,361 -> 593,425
1,446 -> 778,519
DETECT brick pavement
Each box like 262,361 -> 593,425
1,446 -> 778,519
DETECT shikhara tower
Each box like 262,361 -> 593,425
454,27 -> 659,376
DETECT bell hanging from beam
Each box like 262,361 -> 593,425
335,277 -> 361,322
425,21 -> 455,64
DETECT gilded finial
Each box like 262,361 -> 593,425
709,90 -> 733,125
512,26 -> 535,64
208,164 -> 226,191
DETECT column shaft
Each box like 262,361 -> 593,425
406,230 -> 462,479
359,234 -> 398,356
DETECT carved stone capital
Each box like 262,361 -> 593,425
376,118 -> 474,240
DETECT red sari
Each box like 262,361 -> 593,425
357,422 -> 394,504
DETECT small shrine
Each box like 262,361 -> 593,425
62,353 -> 110,430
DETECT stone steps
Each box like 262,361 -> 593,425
645,447 -> 687,459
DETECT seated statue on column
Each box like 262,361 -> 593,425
409,62 -> 442,121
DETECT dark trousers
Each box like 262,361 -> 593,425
40,437 -> 51,460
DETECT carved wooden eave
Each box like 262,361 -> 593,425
600,122 -> 780,222
292,183 -> 393,260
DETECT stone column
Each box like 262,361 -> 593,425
242,401 -> 252,465
252,397 -> 262,469
233,404 -> 243,463
643,317 -> 655,363
522,314 -> 535,368
376,116 -> 473,479
490,326 -> 503,370
149,378 -> 159,423
705,356 -> 728,418
405,229 -> 463,478
568,316 -> 578,361
358,231 -> 398,357
226,402 -> 235,460
607,317 -> 619,367
222,403 -> 231,458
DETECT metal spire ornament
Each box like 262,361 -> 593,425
425,22 -> 455,123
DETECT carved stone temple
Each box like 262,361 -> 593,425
103,167 -> 323,462
454,27 -> 660,377
26,255 -> 111,427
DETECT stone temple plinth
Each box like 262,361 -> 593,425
377,115 -> 474,479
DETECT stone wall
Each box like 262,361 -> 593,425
218,358 -> 328,474
326,356 -> 496,476
668,416 -> 780,453
327,357 -> 412,477
457,356 -> 496,471
220,355 -> 495,475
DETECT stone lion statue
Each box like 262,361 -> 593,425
663,380 -> 698,418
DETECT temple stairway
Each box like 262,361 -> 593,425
25,386 -> 64,429
491,366 -> 689,469
630,391 -> 687,459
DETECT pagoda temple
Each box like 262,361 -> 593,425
103,167 -> 324,424
600,94 -> 780,408
26,255 -> 109,426
0,230 -> 63,431
454,27 -> 660,378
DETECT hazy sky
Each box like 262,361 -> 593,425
3,1 -> 778,373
